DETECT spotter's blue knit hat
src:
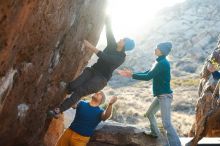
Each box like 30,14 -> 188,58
124,38 -> 135,51
157,42 -> 172,56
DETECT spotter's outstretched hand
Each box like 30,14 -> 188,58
117,68 -> 133,78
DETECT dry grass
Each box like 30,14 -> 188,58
102,76 -> 199,136
171,77 -> 200,87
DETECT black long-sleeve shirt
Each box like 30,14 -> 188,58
91,21 -> 126,81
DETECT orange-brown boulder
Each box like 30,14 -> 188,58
0,0 -> 106,145
188,39 -> 220,146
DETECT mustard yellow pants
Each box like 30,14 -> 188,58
56,128 -> 90,146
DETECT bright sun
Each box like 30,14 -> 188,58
106,0 -> 185,39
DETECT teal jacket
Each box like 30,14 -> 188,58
132,56 -> 173,96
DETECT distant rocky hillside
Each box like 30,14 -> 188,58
121,0 -> 220,77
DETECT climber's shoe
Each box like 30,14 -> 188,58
47,108 -> 61,119
143,131 -> 158,138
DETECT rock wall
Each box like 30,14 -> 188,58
0,0 -> 106,146
187,38 -> 220,146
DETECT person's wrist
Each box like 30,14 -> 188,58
109,102 -> 113,106
89,46 -> 95,52
94,49 -> 100,54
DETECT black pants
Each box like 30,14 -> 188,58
59,67 -> 107,112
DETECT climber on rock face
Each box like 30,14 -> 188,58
48,16 -> 134,117
208,59 -> 220,81
207,57 -> 220,104
56,91 -> 117,146
117,42 -> 181,146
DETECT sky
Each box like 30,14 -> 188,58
102,0 -> 186,39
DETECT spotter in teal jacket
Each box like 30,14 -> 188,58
132,55 -> 173,96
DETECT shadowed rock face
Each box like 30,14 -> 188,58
0,0 -> 106,145
188,37 -> 220,146
88,121 -> 167,146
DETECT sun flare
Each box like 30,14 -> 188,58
106,0 -> 185,39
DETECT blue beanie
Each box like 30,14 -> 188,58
124,38 -> 135,51
157,42 -> 172,56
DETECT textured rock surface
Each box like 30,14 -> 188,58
0,0 -> 106,146
44,115 -> 64,146
88,121 -> 167,146
187,39 -> 220,146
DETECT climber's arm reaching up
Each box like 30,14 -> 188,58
101,96 -> 117,121
105,16 -> 117,48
